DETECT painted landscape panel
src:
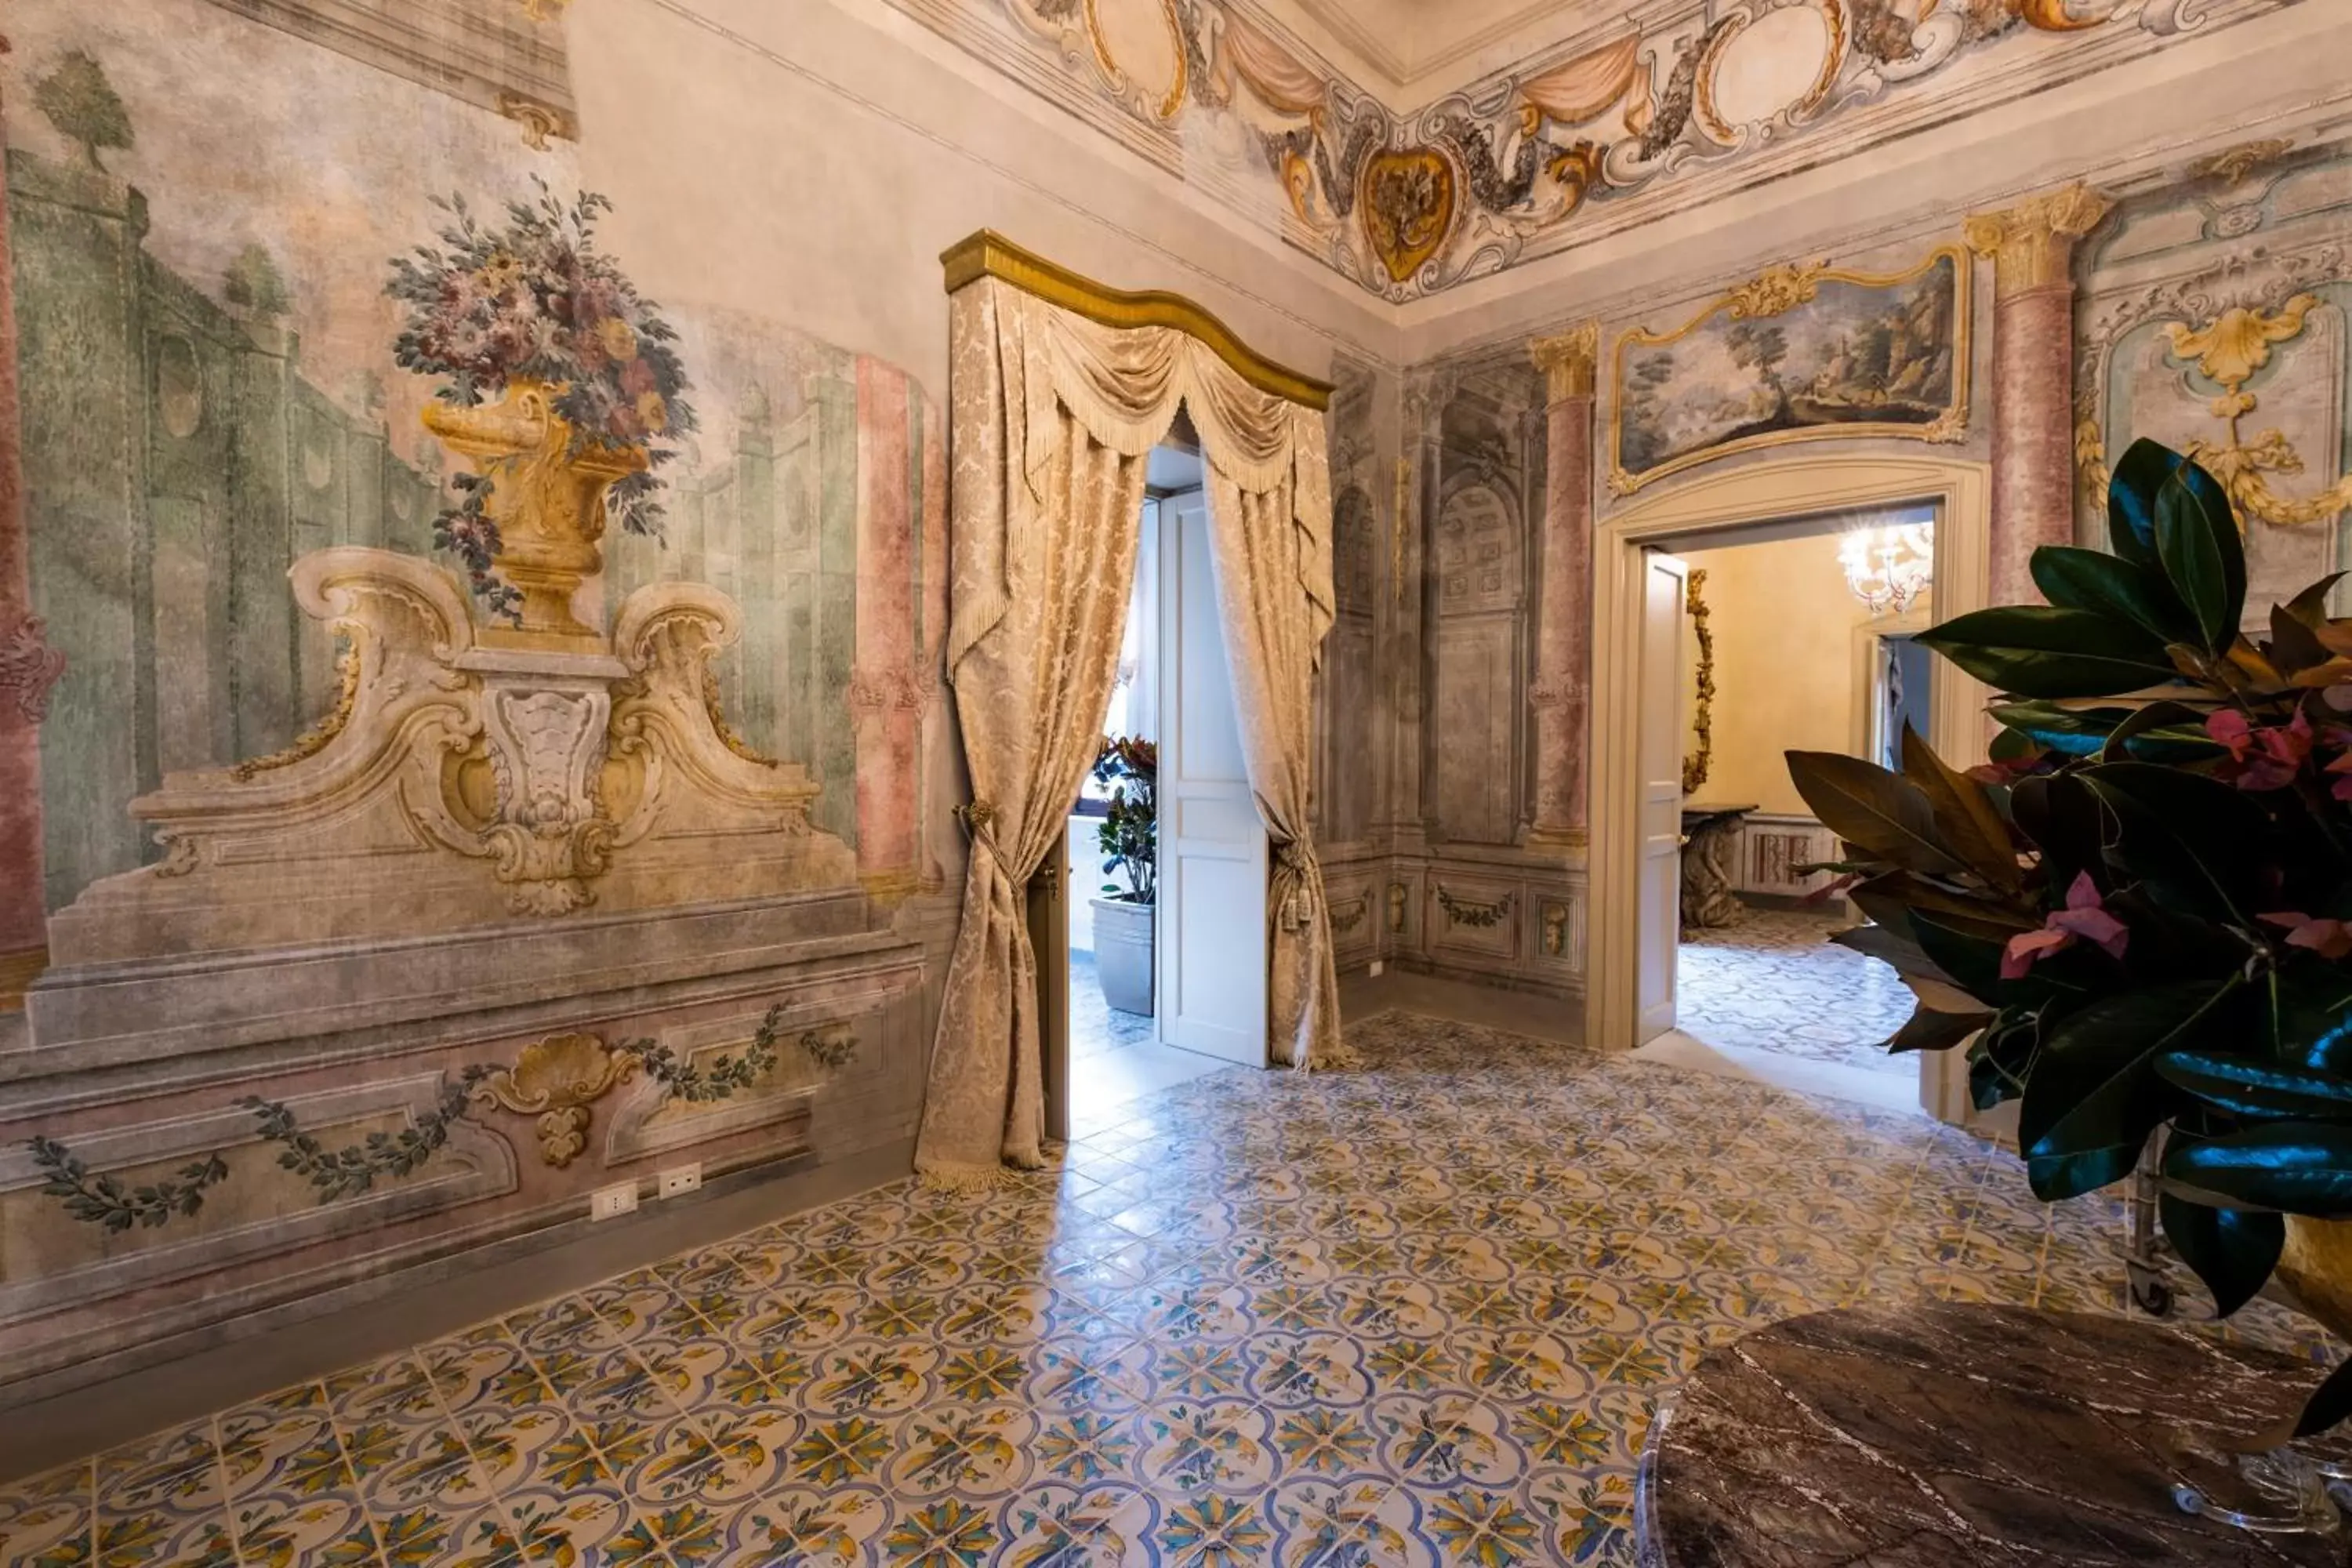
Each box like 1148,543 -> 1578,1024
1613,251 -> 1966,489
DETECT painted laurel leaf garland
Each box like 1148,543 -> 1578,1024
1785,438 -> 2352,1437
27,1004 -> 803,1232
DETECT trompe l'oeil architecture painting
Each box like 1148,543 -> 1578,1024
0,0 -> 956,1397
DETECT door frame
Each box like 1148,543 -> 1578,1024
1584,453 -> 1992,1124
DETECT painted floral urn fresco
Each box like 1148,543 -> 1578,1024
392,186 -> 692,638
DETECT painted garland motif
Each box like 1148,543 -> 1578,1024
24,1004 -> 855,1232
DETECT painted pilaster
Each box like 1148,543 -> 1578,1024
1526,323 -> 1599,850
851,358 -> 919,897
1966,183 -> 2112,608
0,38 -> 58,998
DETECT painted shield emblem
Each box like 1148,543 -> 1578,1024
1360,147 -> 1457,286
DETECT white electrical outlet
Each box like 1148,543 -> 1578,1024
658,1163 -> 702,1200
1369,960 -> 1384,978
590,1181 -> 638,1221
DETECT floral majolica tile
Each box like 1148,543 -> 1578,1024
10,1008 -> 2352,1567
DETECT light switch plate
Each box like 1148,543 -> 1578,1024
590,1182 -> 638,1221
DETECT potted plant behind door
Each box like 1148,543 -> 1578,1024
1091,736 -> 1158,1017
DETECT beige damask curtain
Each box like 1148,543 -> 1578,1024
914,272 -> 1343,1187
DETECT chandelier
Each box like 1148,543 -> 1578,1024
1839,521 -> 1935,615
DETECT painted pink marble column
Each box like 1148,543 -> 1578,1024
1526,323 -> 1599,850
852,358 -> 920,896
1966,183 -> 2112,609
0,41 -> 59,998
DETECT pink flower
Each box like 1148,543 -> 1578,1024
2260,911 -> 2352,960
2209,707 -> 2314,791
2326,749 -> 2352,803
2002,872 -> 2130,979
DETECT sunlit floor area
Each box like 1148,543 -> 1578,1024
2,1011 -> 2333,1568
1068,950 -> 1228,1137
1677,906 -> 1915,1062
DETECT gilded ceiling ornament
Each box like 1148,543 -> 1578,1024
474,1031 -> 639,1167
1726,261 -> 1828,321
496,93 -> 571,151
2011,0 -> 2111,31
2189,138 -> 2296,188
2158,294 -> 2352,532
1360,147 -> 1458,287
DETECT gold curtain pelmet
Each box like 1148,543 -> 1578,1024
939,230 -> 1334,412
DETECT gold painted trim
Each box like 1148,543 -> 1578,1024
1083,0 -> 1189,122
1682,567 -> 1714,796
0,947 -> 45,1012
940,230 -> 1334,411
1608,244 -> 1971,496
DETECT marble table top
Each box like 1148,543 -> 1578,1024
1639,1303 -> 2350,1566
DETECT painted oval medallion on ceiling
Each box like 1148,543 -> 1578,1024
1086,0 -> 1189,122
1697,0 -> 1846,143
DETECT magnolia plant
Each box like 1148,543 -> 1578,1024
1788,438 -> 2352,1432
1092,735 -> 1158,904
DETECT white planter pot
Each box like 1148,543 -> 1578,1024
1091,897 -> 1155,1017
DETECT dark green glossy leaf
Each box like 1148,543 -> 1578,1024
1968,1013 -> 2038,1112
1784,751 -> 1962,876
2297,1356 -> 2352,1438
1917,606 -> 2180,699
2152,452 -> 2246,653
1902,724 -> 2023,891
2165,1120 -> 2352,1219
2158,1192 -> 2282,1316
2108,437 -> 2178,570
2076,761 -> 2270,922
2272,970 -> 2352,1076
2097,699 -> 2224,766
2155,1051 -> 2352,1123
2009,773 -> 2102,900
2020,980 -> 2243,1201
1990,701 -> 2126,755
2031,545 -> 2194,644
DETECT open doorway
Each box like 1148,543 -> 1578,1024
1051,443 -> 1261,1138
1660,510 -> 1934,1107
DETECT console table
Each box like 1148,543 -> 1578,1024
1679,802 -> 1755,933
1637,1303 -> 2350,1566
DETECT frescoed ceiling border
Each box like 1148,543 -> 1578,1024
880,0 -> 2296,303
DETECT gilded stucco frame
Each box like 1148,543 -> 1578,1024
1607,245 -> 1973,496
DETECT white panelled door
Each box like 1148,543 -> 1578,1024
1156,490 -> 1269,1066
1635,549 -> 1688,1044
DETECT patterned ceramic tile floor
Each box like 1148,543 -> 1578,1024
3,1011 -> 2337,1568
1675,906 -> 1917,1073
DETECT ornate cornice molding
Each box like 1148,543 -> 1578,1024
940,230 -> 1334,409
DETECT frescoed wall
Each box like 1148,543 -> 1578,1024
880,0 -> 2293,301
0,0 -> 956,1403
2076,141 -> 2352,626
